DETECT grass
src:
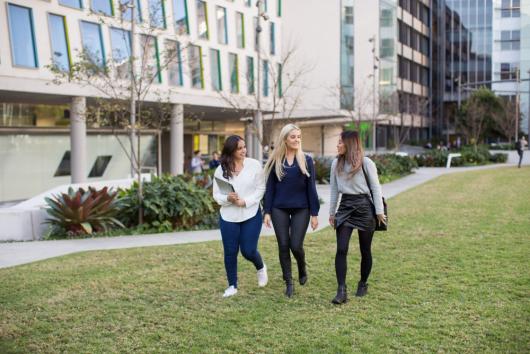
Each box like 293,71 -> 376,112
1,167 -> 529,353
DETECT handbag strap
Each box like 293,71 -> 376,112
361,160 -> 375,203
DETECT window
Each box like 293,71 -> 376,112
149,0 -> 167,28
196,0 -> 209,39
500,62 -> 518,80
502,0 -> 520,17
216,6 -> 228,44
270,22 -> 276,55
119,0 -> 142,22
380,38 -> 394,58
91,0 -> 114,16
210,49 -> 222,91
500,30 -> 520,51
7,4 -> 38,68
80,21 -> 106,67
48,14 -> 71,72
381,9 -> 393,27
344,6 -> 353,24
246,0 -> 252,7
277,0 -> 282,17
110,28 -> 131,78
247,56 -> 255,95
173,0 -> 189,35
59,0 -> 82,9
263,60 -> 269,97
89,156 -> 112,178
277,63 -> 282,97
54,151 -> 71,177
236,12 -> 245,48
189,45 -> 204,88
229,53 -> 239,93
166,40 -> 183,86
140,35 -> 161,83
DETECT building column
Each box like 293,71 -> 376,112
245,119 -> 254,158
253,111 -> 263,162
170,103 -> 184,175
70,96 -> 87,184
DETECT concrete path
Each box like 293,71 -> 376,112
1,154 -> 528,269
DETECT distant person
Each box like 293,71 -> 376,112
263,124 -> 320,298
212,135 -> 268,298
516,136 -> 528,168
190,150 -> 204,174
456,136 -> 462,149
209,151 -> 220,170
328,131 -> 386,304
424,142 -> 433,149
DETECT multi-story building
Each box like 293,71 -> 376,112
0,0 -> 282,202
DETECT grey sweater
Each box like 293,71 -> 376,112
329,157 -> 384,215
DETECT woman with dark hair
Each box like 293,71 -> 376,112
263,124 -> 319,298
212,135 -> 268,298
328,131 -> 386,304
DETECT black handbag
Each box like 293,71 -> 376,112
361,164 -> 388,231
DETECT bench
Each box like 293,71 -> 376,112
446,153 -> 462,168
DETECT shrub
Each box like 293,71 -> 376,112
489,143 -> 515,150
489,152 -> 508,163
118,174 -> 219,232
313,156 -> 334,183
44,187 -> 124,237
414,145 -> 508,167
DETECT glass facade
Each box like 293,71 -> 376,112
444,0 -> 493,96
166,40 -> 183,86
48,14 -> 71,72
59,0 -> 82,9
189,45 -> 204,88
196,0 -> 209,39
0,103 -> 69,127
236,12 -> 245,48
173,0 -> 189,35
270,22 -> 276,55
7,4 -> 38,68
80,21 -> 106,67
216,6 -> 228,45
140,35 -> 162,83
91,0 -> 114,16
340,0 -> 354,110
149,0 -> 167,28
229,53 -> 239,93
119,0 -> 142,22
110,27 -> 131,78
247,56 -> 255,94
263,60 -> 269,97
210,49 -> 222,91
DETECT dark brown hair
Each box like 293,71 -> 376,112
336,130 -> 364,176
220,135 -> 244,179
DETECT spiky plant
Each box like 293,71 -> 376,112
44,186 -> 124,237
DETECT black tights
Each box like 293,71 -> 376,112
335,225 -> 374,286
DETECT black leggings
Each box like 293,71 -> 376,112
335,225 -> 374,286
271,208 -> 310,281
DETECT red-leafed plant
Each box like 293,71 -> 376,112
44,186 -> 124,237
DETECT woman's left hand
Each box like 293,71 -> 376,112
376,214 -> 387,226
310,216 -> 318,230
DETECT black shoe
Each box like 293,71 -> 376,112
299,265 -> 308,285
355,281 -> 368,297
331,285 -> 348,304
285,281 -> 294,298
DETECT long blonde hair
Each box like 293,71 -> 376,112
264,124 -> 309,180
336,130 -> 364,176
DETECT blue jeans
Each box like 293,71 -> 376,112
219,210 -> 264,288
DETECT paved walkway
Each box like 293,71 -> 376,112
1,153 -> 528,269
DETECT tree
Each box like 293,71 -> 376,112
458,88 -> 504,151
494,97 -> 519,143
49,1 -> 187,224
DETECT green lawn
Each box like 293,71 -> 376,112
1,167 -> 529,353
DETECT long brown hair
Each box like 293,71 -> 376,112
336,130 -> 364,176
220,135 -> 244,179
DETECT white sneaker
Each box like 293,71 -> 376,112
223,285 -> 238,298
257,264 -> 268,287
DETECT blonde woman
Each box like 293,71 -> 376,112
328,131 -> 386,304
263,124 -> 319,297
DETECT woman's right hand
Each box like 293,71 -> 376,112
263,214 -> 272,228
227,192 -> 239,203
329,215 -> 335,229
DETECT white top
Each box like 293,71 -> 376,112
329,157 -> 384,215
191,157 -> 203,173
213,158 -> 265,222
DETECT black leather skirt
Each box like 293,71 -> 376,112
334,194 -> 376,231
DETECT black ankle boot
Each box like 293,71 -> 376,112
331,285 -> 348,304
298,264 -> 307,286
285,280 -> 294,298
355,281 -> 368,297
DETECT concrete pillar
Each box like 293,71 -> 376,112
253,111 -> 263,162
245,119 -> 254,158
70,96 -> 87,184
170,104 -> 184,175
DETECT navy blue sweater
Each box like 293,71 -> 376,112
264,155 -> 320,216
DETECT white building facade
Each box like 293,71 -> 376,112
0,0 -> 282,202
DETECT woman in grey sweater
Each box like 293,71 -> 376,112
328,131 -> 386,304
